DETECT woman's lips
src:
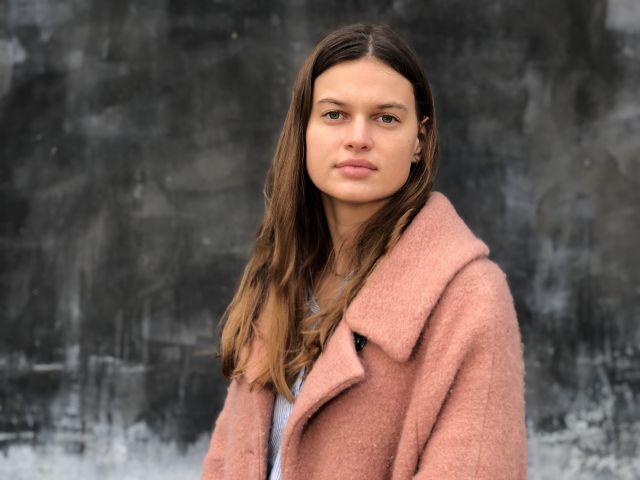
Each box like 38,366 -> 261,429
335,158 -> 377,178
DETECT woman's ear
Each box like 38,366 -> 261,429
412,116 -> 429,162
412,142 -> 421,162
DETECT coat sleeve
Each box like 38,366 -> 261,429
413,262 -> 528,479
201,380 -> 235,480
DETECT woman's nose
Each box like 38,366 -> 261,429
344,116 -> 373,151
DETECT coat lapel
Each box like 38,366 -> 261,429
279,319 -> 365,475
242,317 -> 365,478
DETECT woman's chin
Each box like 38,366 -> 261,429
321,192 -> 391,208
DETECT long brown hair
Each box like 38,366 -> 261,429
218,23 -> 439,401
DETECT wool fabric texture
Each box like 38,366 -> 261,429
201,191 -> 528,479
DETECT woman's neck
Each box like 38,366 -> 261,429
312,194 -> 387,308
320,194 -> 386,275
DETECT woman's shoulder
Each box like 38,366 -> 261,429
449,256 -> 512,299
434,256 -> 519,347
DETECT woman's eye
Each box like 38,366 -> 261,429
324,111 -> 343,120
322,111 -> 398,124
379,114 -> 398,124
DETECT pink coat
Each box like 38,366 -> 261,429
201,191 -> 527,479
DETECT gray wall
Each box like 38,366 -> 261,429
1,1 -> 639,478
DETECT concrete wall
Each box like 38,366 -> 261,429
1,0 -> 638,478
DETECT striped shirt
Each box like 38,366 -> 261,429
267,290 -> 320,480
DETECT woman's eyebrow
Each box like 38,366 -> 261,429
316,97 -> 408,112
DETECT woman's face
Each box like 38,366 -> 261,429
305,56 -> 422,210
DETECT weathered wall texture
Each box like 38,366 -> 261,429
0,0 -> 638,478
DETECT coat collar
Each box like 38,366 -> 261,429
243,190 -> 490,382
344,191 -> 490,362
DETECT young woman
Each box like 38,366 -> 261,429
201,23 -> 527,479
